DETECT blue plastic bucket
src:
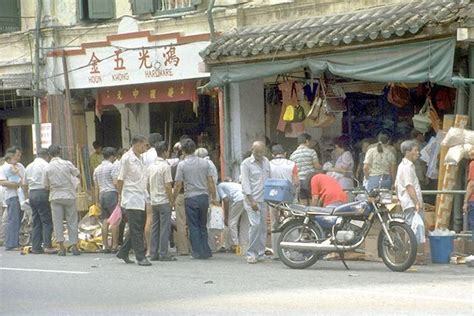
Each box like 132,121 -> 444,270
428,235 -> 455,264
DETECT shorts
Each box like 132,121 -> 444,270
100,191 -> 118,219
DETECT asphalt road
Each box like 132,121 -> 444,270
0,249 -> 472,316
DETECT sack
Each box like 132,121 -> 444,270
411,212 -> 425,243
88,204 -> 101,217
208,205 -> 224,230
107,204 -> 122,226
388,84 -> 410,108
412,99 -> 432,133
283,105 -> 295,122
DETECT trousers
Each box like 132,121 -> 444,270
4,197 -> 22,248
51,199 -> 78,244
228,200 -> 245,246
185,194 -> 212,259
29,189 -> 53,250
150,203 -> 172,257
118,209 -> 146,261
244,201 -> 267,259
174,193 -> 189,255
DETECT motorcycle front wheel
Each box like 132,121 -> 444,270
277,221 -> 323,269
378,222 -> 417,272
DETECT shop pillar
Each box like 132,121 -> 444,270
228,79 -> 265,179
114,103 -> 150,148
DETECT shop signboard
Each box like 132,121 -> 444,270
47,31 -> 210,91
31,123 -> 52,154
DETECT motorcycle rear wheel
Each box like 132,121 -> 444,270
277,221 -> 323,269
378,222 -> 417,272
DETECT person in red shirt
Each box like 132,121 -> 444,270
462,148 -> 474,244
310,173 -> 348,207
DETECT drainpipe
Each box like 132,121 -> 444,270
207,0 -> 216,41
33,0 -> 43,152
223,83 -> 233,178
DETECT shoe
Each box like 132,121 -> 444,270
58,248 -> 66,256
160,255 -> 177,261
246,257 -> 258,264
137,259 -> 152,266
70,246 -> 81,256
44,248 -> 58,254
257,255 -> 272,262
150,256 -> 160,261
116,252 -> 135,264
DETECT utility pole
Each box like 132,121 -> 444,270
33,0 -> 43,152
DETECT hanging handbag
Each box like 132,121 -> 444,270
412,98 -> 432,133
324,83 -> 347,112
428,97 -> 441,132
307,83 -> 322,119
283,105 -> 295,122
283,82 -> 305,122
310,80 -> 336,128
388,83 -> 410,108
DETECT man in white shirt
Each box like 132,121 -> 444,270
217,179 -> 245,252
116,135 -> 151,266
148,141 -> 176,261
141,132 -> 162,258
0,146 -> 26,251
24,148 -> 55,254
395,140 -> 425,264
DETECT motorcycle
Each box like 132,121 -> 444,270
268,186 -> 417,272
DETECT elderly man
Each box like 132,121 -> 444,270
116,135 -> 151,266
395,140 -> 425,264
24,148 -> 55,254
0,146 -> 25,251
241,141 -> 271,264
43,145 -> 80,256
173,139 -> 217,259
94,147 -> 119,253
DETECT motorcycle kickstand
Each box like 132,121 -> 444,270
339,252 -> 350,270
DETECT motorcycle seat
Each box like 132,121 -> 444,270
306,206 -> 335,215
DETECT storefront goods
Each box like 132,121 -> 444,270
388,84 -> 410,108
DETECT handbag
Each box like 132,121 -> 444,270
412,98 -> 432,133
388,83 -> 410,108
283,105 -> 295,122
283,82 -> 305,122
107,204 -> 122,226
324,83 -> 346,112
308,80 -> 336,128
428,97 -> 441,132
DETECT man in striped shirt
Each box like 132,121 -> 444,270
94,147 -> 119,253
290,133 -> 321,206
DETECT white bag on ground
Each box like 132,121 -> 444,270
208,205 -> 225,230
411,212 -> 426,243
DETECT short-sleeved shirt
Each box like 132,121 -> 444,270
118,149 -> 147,211
240,155 -> 271,202
364,146 -> 396,176
311,174 -> 348,207
395,158 -> 423,211
468,161 -> 474,202
25,158 -> 49,191
44,157 -> 80,201
147,157 -> 173,205
290,145 -> 319,181
217,182 -> 244,205
0,162 -> 25,200
175,155 -> 211,199
142,148 -> 158,168
93,160 -> 117,195
269,157 -> 298,184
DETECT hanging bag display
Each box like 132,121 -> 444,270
428,97 -> 441,132
309,80 -> 336,128
324,83 -> 347,112
307,83 -> 322,119
412,98 -> 432,133
282,82 -> 298,122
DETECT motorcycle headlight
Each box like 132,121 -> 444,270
379,192 -> 392,204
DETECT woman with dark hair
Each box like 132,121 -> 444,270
363,133 -> 396,191
327,137 -> 354,190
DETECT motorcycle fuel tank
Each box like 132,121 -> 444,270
332,201 -> 370,217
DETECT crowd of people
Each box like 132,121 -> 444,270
0,129 -> 472,266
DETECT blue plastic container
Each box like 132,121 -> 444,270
264,178 -> 294,203
428,235 -> 455,264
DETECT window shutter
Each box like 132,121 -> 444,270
0,0 -> 20,33
87,0 -> 114,19
131,0 -> 154,15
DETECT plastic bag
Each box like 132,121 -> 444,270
411,212 -> 425,243
88,204 -> 101,217
107,204 -> 122,226
208,205 -> 224,230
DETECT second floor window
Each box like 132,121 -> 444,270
131,0 -> 202,15
80,0 -> 115,20
0,0 -> 21,33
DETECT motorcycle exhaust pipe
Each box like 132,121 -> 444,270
280,238 -> 365,252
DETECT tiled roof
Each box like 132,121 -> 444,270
201,0 -> 472,61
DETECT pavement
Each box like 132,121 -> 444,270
0,249 -> 473,316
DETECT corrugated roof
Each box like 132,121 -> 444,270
201,0 -> 472,61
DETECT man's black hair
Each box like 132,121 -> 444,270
131,135 -> 147,145
155,141 -> 168,157
297,133 -> 312,145
181,138 -> 196,155
48,145 -> 61,157
102,147 -> 117,160
149,133 -> 163,147
37,148 -> 49,159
